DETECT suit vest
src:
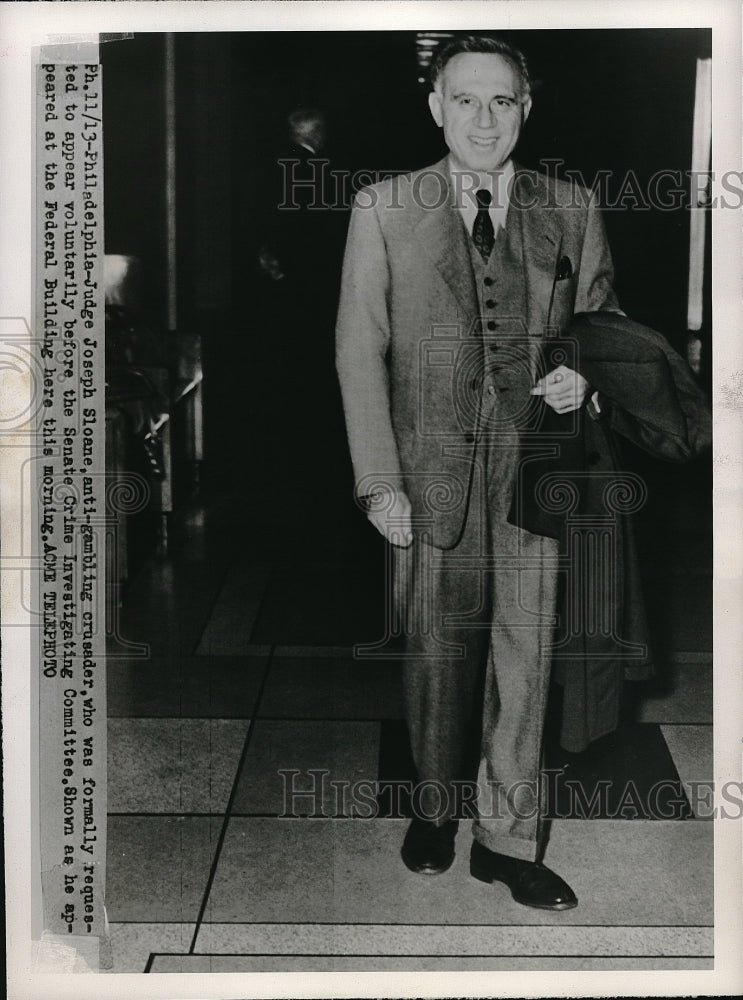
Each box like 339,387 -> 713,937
463,207 -> 542,439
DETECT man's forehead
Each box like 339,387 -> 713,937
440,52 -> 519,93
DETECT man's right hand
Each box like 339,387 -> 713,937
363,487 -> 413,547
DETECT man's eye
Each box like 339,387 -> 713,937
495,99 -> 514,109
459,97 -> 474,106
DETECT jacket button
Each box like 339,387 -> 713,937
588,450 -> 601,466
487,320 -> 497,331
465,433 -> 475,443
486,298 -> 496,308
484,276 -> 494,286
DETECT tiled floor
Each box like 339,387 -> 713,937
105,461 -> 714,973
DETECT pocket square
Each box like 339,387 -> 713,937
556,256 -> 573,281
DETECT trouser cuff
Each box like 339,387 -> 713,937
471,822 -> 540,862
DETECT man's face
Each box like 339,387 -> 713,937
428,52 -> 531,173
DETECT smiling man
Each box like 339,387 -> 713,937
336,36 -> 620,910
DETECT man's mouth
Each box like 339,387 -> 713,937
469,136 -> 499,147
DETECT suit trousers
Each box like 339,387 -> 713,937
394,421 -> 559,862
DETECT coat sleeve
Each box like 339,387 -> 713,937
574,191 -> 622,315
335,191 -> 404,497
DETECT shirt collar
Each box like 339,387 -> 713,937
448,157 -> 515,210
449,158 -> 515,235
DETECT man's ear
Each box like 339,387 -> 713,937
522,95 -> 533,125
428,89 -> 444,127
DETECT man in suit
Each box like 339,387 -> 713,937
336,36 -> 620,910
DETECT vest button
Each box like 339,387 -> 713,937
486,298 -> 496,308
483,277 -> 494,286
487,321 -> 497,331
465,433 -> 475,443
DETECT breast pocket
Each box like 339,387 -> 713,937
551,275 -> 577,332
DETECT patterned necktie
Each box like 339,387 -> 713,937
472,189 -> 495,262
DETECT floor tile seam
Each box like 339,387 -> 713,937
110,921 -> 714,928
105,810 -> 711,818
246,564 -> 280,648
120,563 -> 235,633
194,585 -> 274,656
112,812 -> 708,827
107,717 -> 256,724
152,716 -> 714,724
105,715 -> 712,724
107,712 -> 265,720
195,921 -> 715,928
255,716 -> 395,723
191,560 -> 274,656
108,715 -> 399,722
658,723 -> 714,819
150,951 -> 716,959
108,712 -> 714,723
156,813 -> 709,822
187,645 -> 278,955
108,812 -> 228,817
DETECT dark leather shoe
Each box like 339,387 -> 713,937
470,840 -> 578,910
401,818 -> 458,875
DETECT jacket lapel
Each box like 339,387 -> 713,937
412,162 -> 565,333
413,161 -> 478,319
514,168 -> 563,335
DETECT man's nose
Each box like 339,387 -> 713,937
476,105 -> 497,129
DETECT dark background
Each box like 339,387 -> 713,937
103,29 -> 711,326
227,28 -> 710,334
102,29 -> 712,573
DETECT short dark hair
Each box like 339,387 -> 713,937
430,35 -> 531,98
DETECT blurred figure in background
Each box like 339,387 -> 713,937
252,107 -> 351,549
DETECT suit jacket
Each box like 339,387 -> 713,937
335,157 -> 620,548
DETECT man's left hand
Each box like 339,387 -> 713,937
530,365 -> 589,413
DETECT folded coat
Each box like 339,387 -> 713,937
509,311 -> 712,751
